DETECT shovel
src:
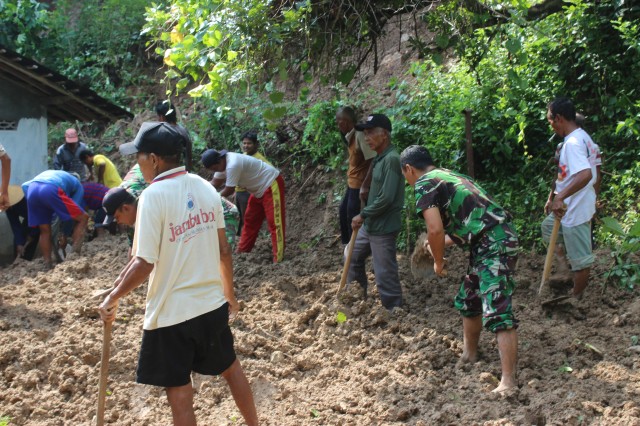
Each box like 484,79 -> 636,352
538,216 -> 561,296
337,227 -> 360,294
410,232 -> 435,279
96,320 -> 112,426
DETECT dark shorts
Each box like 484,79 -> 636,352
27,182 -> 84,226
136,303 -> 236,387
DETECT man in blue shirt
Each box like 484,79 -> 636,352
22,170 -> 88,268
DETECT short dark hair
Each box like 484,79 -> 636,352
336,106 -> 357,124
79,149 -> 94,161
548,97 -> 576,122
400,145 -> 435,170
156,152 -> 182,165
241,131 -> 258,144
155,100 -> 177,124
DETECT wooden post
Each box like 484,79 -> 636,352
462,109 -> 475,179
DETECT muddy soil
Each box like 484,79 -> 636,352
1,166 -> 640,426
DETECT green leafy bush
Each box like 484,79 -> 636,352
601,216 -> 640,290
300,101 -> 344,169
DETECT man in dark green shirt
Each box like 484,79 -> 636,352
348,114 -> 405,309
400,144 -> 519,393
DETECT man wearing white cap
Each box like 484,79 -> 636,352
53,128 -> 89,181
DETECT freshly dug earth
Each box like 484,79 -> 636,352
1,170 -> 640,425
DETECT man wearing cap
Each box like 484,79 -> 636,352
400,144 -> 519,393
22,170 -> 88,268
156,100 -> 193,172
102,186 -> 138,228
335,106 -> 376,246
99,122 -> 258,426
79,150 -> 123,188
347,113 -> 404,310
202,148 -> 285,263
53,128 -> 89,182
0,143 -> 11,209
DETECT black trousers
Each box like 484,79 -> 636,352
235,191 -> 250,236
339,187 -> 361,245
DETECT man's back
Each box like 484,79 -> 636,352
225,152 -> 279,197
23,170 -> 83,204
133,169 -> 226,330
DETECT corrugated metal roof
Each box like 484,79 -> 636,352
0,44 -> 133,123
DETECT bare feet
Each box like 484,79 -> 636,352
460,350 -> 478,364
492,377 -> 517,393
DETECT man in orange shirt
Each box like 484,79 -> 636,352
336,106 -> 376,245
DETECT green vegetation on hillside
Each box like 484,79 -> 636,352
1,0 -> 638,286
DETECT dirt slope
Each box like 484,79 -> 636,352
1,168 -> 640,426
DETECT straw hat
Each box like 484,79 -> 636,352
0,185 -> 24,211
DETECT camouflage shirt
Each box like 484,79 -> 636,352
120,164 -> 148,199
414,169 -> 510,247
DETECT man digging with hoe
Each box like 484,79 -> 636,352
401,145 -> 519,393
98,122 -> 258,426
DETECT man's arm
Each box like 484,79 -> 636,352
218,228 -> 239,319
422,207 -> 447,276
0,151 -> 11,209
359,161 -> 374,205
220,186 -> 236,198
545,183 -> 555,215
594,165 -> 602,199
97,164 -> 106,184
99,257 -> 154,322
551,168 -> 592,217
53,148 -> 64,170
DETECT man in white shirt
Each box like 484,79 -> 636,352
98,122 -> 258,426
542,98 -> 597,298
202,149 -> 286,263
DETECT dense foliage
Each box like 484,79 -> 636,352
1,0 -> 153,104
2,0 -> 638,285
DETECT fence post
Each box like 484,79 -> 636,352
462,108 -> 475,179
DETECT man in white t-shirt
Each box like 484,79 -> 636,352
202,149 -> 286,263
542,98 -> 597,298
98,122 -> 258,426
0,143 -> 11,210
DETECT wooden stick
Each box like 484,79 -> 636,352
337,227 -> 360,294
96,321 -> 112,426
538,217 -> 561,295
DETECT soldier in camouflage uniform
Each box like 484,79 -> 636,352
400,145 -> 519,393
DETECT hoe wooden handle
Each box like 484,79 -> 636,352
539,217 -> 561,295
338,227 -> 360,294
96,321 -> 112,426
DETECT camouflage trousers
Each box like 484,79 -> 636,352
222,197 -> 240,249
453,222 -> 519,333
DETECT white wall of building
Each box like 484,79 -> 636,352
0,117 -> 49,185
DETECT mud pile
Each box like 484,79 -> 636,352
1,170 -> 640,425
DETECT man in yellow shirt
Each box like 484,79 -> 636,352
235,131 -> 271,235
80,150 -> 123,188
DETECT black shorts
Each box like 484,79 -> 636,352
136,303 -> 236,387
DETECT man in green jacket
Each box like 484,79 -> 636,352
347,114 -> 405,309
